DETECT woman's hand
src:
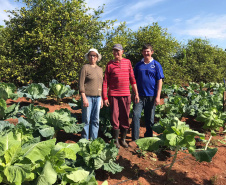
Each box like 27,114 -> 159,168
100,99 -> 103,109
81,93 -> 89,107
83,97 -> 89,107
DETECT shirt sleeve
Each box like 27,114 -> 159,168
79,65 -> 86,94
129,60 -> 136,85
155,62 -> 165,80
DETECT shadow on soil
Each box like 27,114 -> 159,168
95,154 -> 213,185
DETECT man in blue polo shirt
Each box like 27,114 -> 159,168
131,44 -> 164,142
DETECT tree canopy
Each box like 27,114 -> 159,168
0,0 -> 226,86
0,0 -> 114,84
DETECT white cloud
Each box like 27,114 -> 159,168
173,18 -> 182,23
123,0 -> 165,17
134,13 -> 143,21
169,14 -> 226,40
85,0 -> 113,10
100,0 -> 166,31
85,0 -> 117,15
126,14 -> 165,30
0,0 -> 23,26
0,0 -> 14,25
102,4 -> 124,17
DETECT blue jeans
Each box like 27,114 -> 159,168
132,96 -> 156,141
81,96 -> 101,140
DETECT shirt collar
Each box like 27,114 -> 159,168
113,58 -> 124,63
141,58 -> 154,64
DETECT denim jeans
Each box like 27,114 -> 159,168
81,96 -> 101,140
131,96 -> 156,141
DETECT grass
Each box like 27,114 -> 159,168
210,175 -> 218,185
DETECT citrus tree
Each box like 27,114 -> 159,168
175,38 -> 226,83
1,0 -> 114,84
126,22 -> 181,84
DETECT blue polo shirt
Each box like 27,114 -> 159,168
134,58 -> 164,96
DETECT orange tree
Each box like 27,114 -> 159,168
129,23 -> 182,84
174,38 -> 226,83
0,0 -> 114,85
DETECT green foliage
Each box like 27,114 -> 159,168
152,117 -> 205,151
99,106 -> 112,138
69,97 -> 82,110
136,117 -> 216,179
157,82 -> 225,119
19,105 -> 84,139
149,82 -> 226,178
77,138 -> 123,174
0,88 -> 8,100
0,121 -> 15,136
44,108 -> 84,134
0,119 -> 40,148
0,132 -> 54,184
136,137 -> 163,151
0,98 -> 20,120
1,0 -> 113,84
19,103 -> 49,126
49,79 -> 75,104
126,22 -> 181,84
0,132 -> 98,185
0,82 -> 18,100
101,22 -> 132,69
192,147 -> 218,162
1,0 -> 226,85
196,108 -> 226,135
175,38 -> 226,83
0,0 -> 225,85
17,83 -> 49,102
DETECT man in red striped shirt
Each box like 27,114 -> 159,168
103,44 -> 139,148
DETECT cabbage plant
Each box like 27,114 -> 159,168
0,133 -> 99,185
136,117 -> 217,179
19,105 -> 84,139
0,82 -> 18,100
0,98 -> 20,120
49,79 -> 75,104
77,138 -> 123,174
17,83 -> 49,103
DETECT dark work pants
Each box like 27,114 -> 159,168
109,96 -> 131,130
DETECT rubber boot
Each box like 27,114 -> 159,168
113,129 -> 120,149
121,129 -> 128,148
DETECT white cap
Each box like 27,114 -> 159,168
84,48 -> 102,62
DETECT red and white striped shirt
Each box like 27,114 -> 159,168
103,58 -> 136,100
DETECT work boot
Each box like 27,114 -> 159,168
113,129 -> 120,149
121,129 -> 128,148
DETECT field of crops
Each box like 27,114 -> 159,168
0,81 -> 226,185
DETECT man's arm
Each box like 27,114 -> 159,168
155,79 -> 162,105
132,84 -> 139,103
128,60 -> 139,103
103,64 -> 110,106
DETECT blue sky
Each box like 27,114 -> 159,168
1,0 -> 226,49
